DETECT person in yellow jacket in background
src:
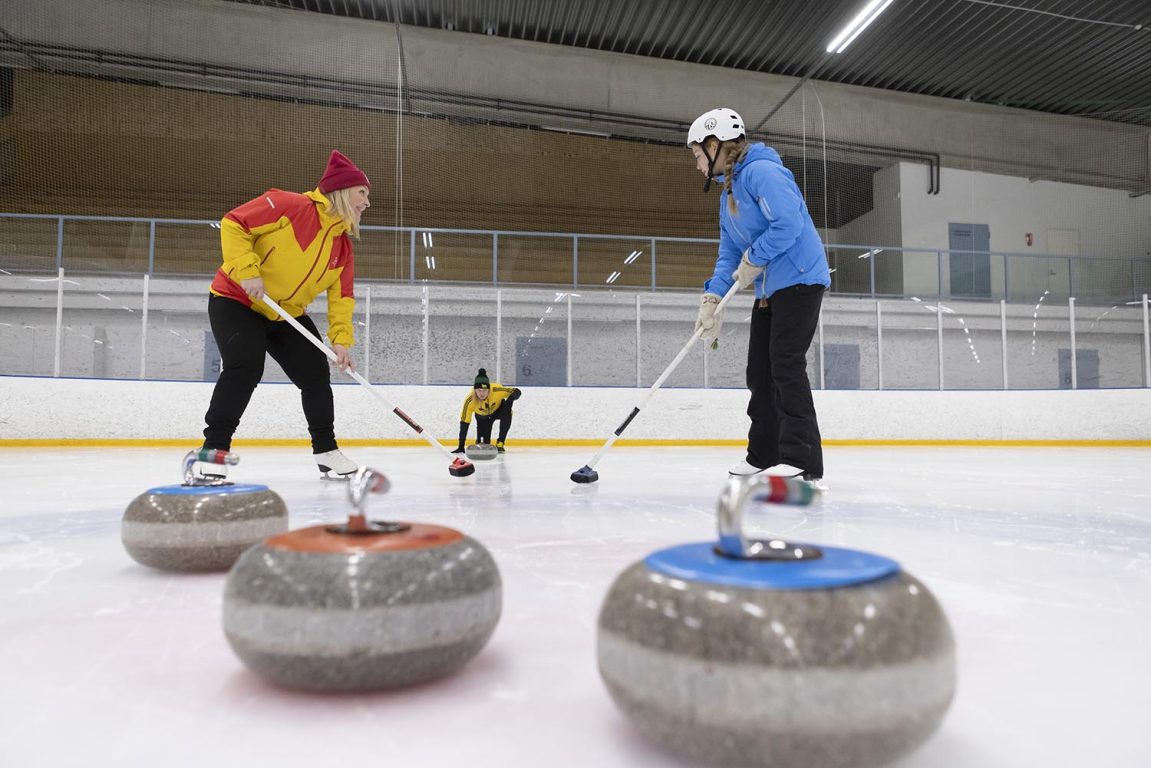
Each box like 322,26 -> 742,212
452,368 -> 522,454
200,150 -> 370,479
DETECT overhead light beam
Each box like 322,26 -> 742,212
826,0 -> 896,54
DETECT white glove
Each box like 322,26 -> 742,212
731,250 -> 764,290
695,292 -> 723,347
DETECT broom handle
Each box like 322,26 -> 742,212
582,281 -> 742,470
260,295 -> 458,461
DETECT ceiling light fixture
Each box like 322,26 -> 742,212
826,0 -> 896,54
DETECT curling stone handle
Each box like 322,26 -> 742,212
347,466 -> 391,518
715,475 -> 823,561
182,448 -> 239,485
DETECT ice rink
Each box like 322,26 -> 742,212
2,444 -> 1150,767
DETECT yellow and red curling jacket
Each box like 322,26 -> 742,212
210,188 -> 356,347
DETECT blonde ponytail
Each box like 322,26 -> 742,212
723,141 -> 750,215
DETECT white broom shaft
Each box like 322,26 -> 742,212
584,281 -> 742,470
260,295 -> 457,460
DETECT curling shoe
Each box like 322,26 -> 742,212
496,441 -> 506,454
764,462 -> 805,478
314,449 -> 358,479
764,462 -> 829,492
728,459 -> 767,476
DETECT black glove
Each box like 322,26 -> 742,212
510,388 -> 522,401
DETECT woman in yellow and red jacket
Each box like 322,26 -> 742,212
200,150 -> 370,479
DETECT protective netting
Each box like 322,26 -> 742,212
1,0 -> 1149,388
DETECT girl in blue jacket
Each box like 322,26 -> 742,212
688,108 -> 830,483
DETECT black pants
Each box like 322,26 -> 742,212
475,400 -> 514,443
745,283 -> 825,477
202,295 -> 337,453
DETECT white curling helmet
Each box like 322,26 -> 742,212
687,108 -> 745,146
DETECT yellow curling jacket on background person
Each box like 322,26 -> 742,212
454,368 -> 522,453
210,187 -> 356,348
458,383 -> 519,422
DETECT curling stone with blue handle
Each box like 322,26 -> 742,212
597,475 -> 956,768
122,449 -> 289,572
222,466 -> 502,692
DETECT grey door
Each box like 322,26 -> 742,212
204,330 -> 222,381
1059,348 -> 1099,389
822,343 -> 860,390
515,336 -> 566,386
949,223 -> 991,298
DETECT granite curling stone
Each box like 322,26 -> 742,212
222,466 -> 502,692
465,441 -> 499,461
122,449 -> 288,572
597,474 -> 956,768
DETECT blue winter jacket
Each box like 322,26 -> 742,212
704,143 -> 831,300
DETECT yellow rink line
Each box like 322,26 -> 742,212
1,439 -> 1149,448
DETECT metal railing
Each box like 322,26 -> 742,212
3,212 -> 1150,390
3,213 -> 1150,302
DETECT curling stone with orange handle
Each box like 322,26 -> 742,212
221,466 -> 502,691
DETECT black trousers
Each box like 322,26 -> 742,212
202,295 -> 337,453
475,400 -> 514,443
745,283 -> 825,477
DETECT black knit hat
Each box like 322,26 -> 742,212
473,368 -> 490,388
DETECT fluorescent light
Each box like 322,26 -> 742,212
624,250 -> 642,265
826,0 -> 895,54
606,271 -> 621,284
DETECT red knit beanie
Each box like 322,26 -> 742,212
318,150 -> 370,194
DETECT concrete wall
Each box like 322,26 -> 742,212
832,162 -> 903,248
2,374 -> 1149,444
1,0 -> 1147,188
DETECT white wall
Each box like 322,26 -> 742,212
3,376 -> 1149,444
893,163 -> 1151,298
899,163 -> 1151,258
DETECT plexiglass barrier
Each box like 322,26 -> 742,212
2,271 -> 1148,390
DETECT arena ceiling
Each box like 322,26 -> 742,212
226,0 -> 1151,127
